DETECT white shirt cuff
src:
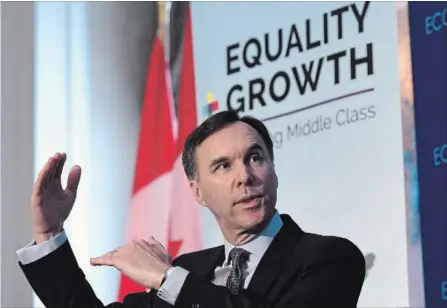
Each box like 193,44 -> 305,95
156,266 -> 189,305
16,230 -> 68,265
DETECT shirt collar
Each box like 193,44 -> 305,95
223,211 -> 283,265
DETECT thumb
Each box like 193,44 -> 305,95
66,165 -> 82,194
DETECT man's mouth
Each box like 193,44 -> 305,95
236,195 -> 262,205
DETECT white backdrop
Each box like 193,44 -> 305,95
191,2 -> 423,307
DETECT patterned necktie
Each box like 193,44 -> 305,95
226,247 -> 251,294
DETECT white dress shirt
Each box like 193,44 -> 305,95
16,211 -> 283,306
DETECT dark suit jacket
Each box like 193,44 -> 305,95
19,214 -> 366,308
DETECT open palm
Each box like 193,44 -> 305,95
31,152 -> 81,242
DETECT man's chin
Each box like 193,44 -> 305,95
239,206 -> 269,230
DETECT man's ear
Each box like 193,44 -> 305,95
275,174 -> 279,188
189,180 -> 206,207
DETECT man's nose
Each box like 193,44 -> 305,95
236,164 -> 254,187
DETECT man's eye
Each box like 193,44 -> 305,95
250,154 -> 263,163
217,162 -> 230,170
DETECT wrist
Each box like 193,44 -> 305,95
154,266 -> 174,290
34,226 -> 63,244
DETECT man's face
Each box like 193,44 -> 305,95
191,121 -> 278,234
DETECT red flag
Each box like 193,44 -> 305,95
167,4 -> 202,259
118,4 -> 201,301
117,34 -> 176,301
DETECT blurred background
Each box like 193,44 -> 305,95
1,1 -> 446,308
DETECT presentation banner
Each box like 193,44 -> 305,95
191,2 -> 423,307
408,2 -> 447,307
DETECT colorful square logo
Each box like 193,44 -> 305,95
202,93 -> 219,116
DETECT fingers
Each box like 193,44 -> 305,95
54,153 -> 67,180
46,153 -> 63,184
34,153 -> 68,195
89,237 -> 165,268
66,165 -> 82,194
147,236 -> 168,256
147,236 -> 166,251
136,239 -> 151,251
90,250 -> 116,266
34,158 -> 51,195
34,156 -> 57,195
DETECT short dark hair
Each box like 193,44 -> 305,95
182,110 -> 274,180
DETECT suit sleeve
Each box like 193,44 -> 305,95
16,230 -> 68,264
174,238 -> 366,308
19,240 -> 154,308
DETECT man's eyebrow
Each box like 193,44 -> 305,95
208,144 -> 264,169
209,156 -> 229,169
246,143 -> 264,153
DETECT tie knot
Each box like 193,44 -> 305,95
228,247 -> 250,266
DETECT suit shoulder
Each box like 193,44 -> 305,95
299,233 -> 365,264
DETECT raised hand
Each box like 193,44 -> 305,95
31,152 -> 82,243
90,237 -> 172,290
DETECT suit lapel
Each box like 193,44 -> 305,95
247,214 -> 304,295
185,245 -> 225,280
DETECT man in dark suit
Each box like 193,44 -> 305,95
17,110 -> 366,308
